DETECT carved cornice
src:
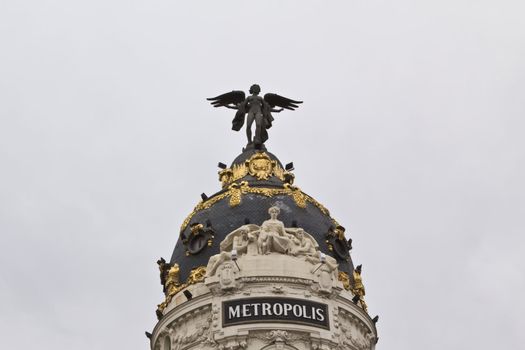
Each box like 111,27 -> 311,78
240,276 -> 314,286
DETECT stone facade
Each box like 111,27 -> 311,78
151,212 -> 377,350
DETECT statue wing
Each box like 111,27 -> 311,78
232,101 -> 247,131
207,90 -> 246,107
263,93 -> 303,110
207,91 -> 247,131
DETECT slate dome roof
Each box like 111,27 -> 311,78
169,146 -> 355,282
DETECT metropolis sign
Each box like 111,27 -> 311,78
222,297 -> 329,329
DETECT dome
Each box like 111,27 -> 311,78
169,146 -> 355,283
152,89 -> 377,350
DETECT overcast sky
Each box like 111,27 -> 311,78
1,1 -> 524,349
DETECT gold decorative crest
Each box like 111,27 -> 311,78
218,168 -> 233,187
217,152 -> 294,188
246,152 -> 276,180
187,266 -> 207,285
190,223 -> 204,236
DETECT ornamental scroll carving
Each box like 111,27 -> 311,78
336,309 -> 376,350
253,329 -> 310,347
206,206 -> 338,278
164,306 -> 217,350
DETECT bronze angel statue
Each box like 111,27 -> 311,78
207,84 -> 302,147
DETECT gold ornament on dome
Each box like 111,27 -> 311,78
218,168 -> 233,187
156,263 -> 183,318
334,226 -> 346,240
352,267 -> 368,313
190,223 -> 204,236
232,163 -> 249,182
284,183 -> 307,208
247,152 -> 276,180
338,271 -> 351,291
217,152 -> 295,188
156,264 -> 207,319
187,266 -> 207,285
180,182 -> 336,233
228,181 -> 249,207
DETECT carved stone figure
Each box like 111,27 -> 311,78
206,206 -> 337,280
207,225 -> 257,276
207,85 -> 302,147
219,224 -> 260,252
260,206 -> 292,254
289,229 -> 316,257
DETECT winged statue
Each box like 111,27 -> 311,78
207,84 -> 302,147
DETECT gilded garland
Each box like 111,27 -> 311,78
179,182 -> 332,233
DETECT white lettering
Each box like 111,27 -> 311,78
229,305 -> 241,319
251,303 -> 260,316
273,303 -> 284,316
225,300 -> 327,327
292,304 -> 303,317
242,304 -> 251,317
302,305 -> 311,319
283,303 -> 293,316
262,303 -> 272,316
315,308 -> 325,322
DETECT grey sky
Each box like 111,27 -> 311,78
1,1 -> 524,349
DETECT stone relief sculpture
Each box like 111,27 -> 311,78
336,308 -> 376,350
164,306 -> 216,350
206,206 -> 338,278
207,225 -> 256,276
